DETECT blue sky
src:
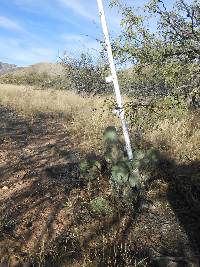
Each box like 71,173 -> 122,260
0,0 -> 175,66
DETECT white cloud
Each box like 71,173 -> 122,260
0,1 -> 123,66
60,33 -> 101,55
58,0 -> 97,21
58,0 -> 122,34
0,16 -> 24,31
0,36 -> 56,66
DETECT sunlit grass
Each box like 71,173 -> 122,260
0,83 -> 199,162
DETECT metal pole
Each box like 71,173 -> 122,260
96,0 -> 133,160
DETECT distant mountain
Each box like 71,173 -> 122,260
0,62 -> 69,88
0,62 -> 18,76
2,62 -> 66,77
18,62 -> 65,76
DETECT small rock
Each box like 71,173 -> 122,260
2,186 -> 9,190
149,204 -> 157,212
9,255 -> 21,267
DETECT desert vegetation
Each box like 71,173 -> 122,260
0,0 -> 199,266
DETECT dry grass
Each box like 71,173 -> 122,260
0,83 -> 118,154
143,114 -> 200,162
0,83 -> 84,115
0,83 -> 199,161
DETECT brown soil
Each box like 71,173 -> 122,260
0,105 -> 200,267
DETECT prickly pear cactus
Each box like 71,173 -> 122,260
103,126 -> 138,204
103,126 -> 160,205
103,126 -> 126,164
131,147 -> 159,185
79,152 -> 102,180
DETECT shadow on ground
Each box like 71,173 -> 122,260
0,105 -> 85,266
0,105 -> 200,267
164,159 -> 200,266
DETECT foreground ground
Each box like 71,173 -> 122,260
0,84 -> 200,266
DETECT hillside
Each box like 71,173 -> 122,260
0,61 -> 70,90
0,62 -> 18,76
6,62 -> 66,77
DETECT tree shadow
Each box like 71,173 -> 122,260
0,105 -> 77,181
0,105 -> 87,265
164,159 -> 200,264
146,148 -> 200,267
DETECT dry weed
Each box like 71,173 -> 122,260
0,84 -> 117,154
0,83 -> 199,162
143,114 -> 200,162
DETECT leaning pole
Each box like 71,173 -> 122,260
96,0 -> 133,160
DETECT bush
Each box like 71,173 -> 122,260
110,0 -> 200,108
124,94 -> 188,132
90,197 -> 113,216
118,62 -> 200,100
60,52 -> 112,95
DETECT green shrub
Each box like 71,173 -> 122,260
110,0 -> 200,106
60,52 -> 111,95
124,94 -> 188,132
90,197 -> 113,216
118,62 -> 200,100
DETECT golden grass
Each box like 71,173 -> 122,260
0,83 -> 199,162
0,83 -> 84,115
143,114 -> 200,162
0,83 -> 118,154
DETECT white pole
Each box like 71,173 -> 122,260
96,0 -> 133,160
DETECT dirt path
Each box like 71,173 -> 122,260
0,106 -> 84,266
